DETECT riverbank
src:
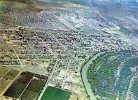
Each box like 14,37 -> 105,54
80,52 -> 105,100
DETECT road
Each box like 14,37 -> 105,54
81,52 -> 105,100
37,60 -> 59,100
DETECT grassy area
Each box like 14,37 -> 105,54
20,76 -> 47,100
27,78 -> 45,92
0,67 -> 19,95
4,72 -> 34,98
0,78 -> 12,94
4,69 -> 19,79
19,90 -> 38,100
0,67 -> 9,78
3,71 -> 48,99
41,86 -> 71,100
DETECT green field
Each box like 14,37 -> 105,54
4,72 -> 34,98
41,86 -> 71,100
20,76 -> 47,100
0,67 -> 9,78
0,67 -> 19,95
4,69 -> 19,79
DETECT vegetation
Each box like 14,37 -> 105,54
20,78 -> 46,100
4,69 -> 19,79
4,72 -> 34,98
87,51 -> 138,99
41,86 -> 71,100
0,67 -> 9,78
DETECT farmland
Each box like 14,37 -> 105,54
3,71 -> 48,100
0,67 -> 20,96
41,86 -> 71,100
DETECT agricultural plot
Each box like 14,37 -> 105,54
4,71 -> 47,100
87,51 -> 138,100
41,86 -> 71,100
4,71 -> 34,98
0,67 -> 9,79
19,74 -> 48,100
4,69 -> 19,80
0,67 -> 19,96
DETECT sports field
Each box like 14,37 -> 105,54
41,86 -> 71,100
